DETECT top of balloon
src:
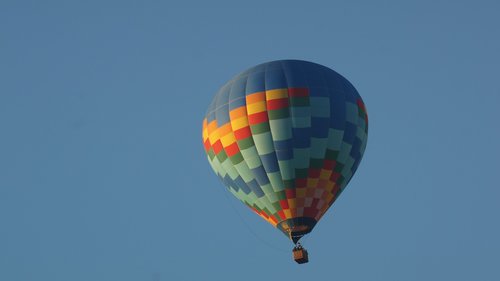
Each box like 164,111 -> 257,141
202,59 -> 368,252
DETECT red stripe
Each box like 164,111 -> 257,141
279,200 -> 289,209
248,111 -> 268,125
295,179 -> 307,188
288,88 -> 309,97
212,140 -> 223,154
203,140 -> 211,152
323,159 -> 336,170
308,168 -> 321,178
270,215 -> 279,224
234,127 -> 251,140
266,98 -> 289,110
285,189 -> 296,199
330,172 -> 340,182
331,184 -> 340,198
312,199 -> 320,208
357,99 -> 366,112
304,207 -> 318,218
225,142 -> 240,157
277,210 -> 286,220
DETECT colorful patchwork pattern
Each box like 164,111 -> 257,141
202,60 -> 368,239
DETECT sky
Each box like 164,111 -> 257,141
1,1 -> 499,280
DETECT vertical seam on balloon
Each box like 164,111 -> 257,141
227,74 -> 279,226
306,69 -> 332,221
279,60 -> 298,222
261,64 -> 290,224
242,71 -> 283,223
224,79 -> 270,215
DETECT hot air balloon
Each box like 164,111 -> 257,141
202,60 -> 368,263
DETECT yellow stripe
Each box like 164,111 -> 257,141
325,181 -> 335,191
231,116 -> 249,130
283,209 -> 292,218
296,188 -> 306,198
306,178 -> 319,188
246,101 -> 266,114
319,169 -> 332,180
266,88 -> 288,100
202,127 -> 209,141
221,133 -> 236,147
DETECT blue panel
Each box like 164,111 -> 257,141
230,76 -> 247,99
343,122 -> 357,144
309,86 -> 329,97
273,139 -> 293,150
206,94 -> 218,122
265,65 -> 288,90
247,179 -> 265,198
221,175 -> 238,192
311,117 -> 330,138
276,149 -> 293,160
234,176 -> 251,194
215,84 -> 231,125
292,128 -> 311,148
241,63 -> 266,76
229,96 -> 246,110
329,89 -> 346,129
281,60 -> 308,88
260,152 -> 280,173
350,137 -> 362,162
324,70 -> 344,91
251,166 -> 270,185
206,110 -> 217,123
245,71 -> 265,94
229,77 -> 247,110
303,64 -> 326,89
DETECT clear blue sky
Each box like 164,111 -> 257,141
1,1 -> 499,280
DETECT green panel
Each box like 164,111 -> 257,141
276,191 -> 286,200
268,108 -> 290,120
295,168 -> 308,178
293,148 -> 310,169
245,155 -> 262,169
337,142 -> 352,164
345,102 -> 359,124
278,160 -> 295,180
310,138 -> 328,158
309,158 -> 324,169
268,118 -> 292,140
237,137 -> 254,150
327,129 -> 344,150
290,116 -> 310,128
289,97 -> 310,107
234,162 -> 254,182
310,97 -> 330,117
229,152 -> 244,164
325,149 -> 339,160
207,148 -> 215,160
215,150 -> 228,162
268,172 -> 285,192
252,132 -> 275,154
283,179 -> 295,188
250,122 -> 270,134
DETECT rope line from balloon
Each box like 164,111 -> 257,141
219,185 -> 289,253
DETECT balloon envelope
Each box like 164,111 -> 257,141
202,60 -> 368,242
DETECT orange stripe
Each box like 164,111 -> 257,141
217,123 -> 233,137
229,106 -> 247,119
246,92 -> 266,104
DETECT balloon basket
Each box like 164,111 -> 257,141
292,246 -> 309,264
